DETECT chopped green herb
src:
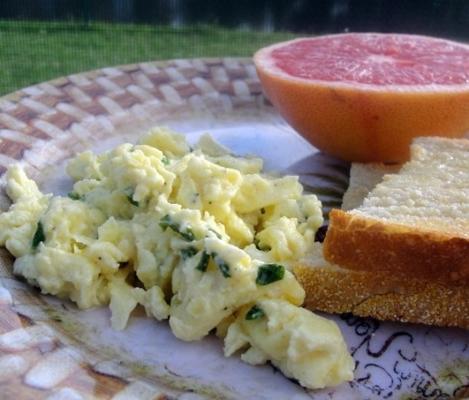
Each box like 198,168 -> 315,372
67,192 -> 81,201
159,215 -> 195,241
127,195 -> 139,207
196,251 -> 210,272
159,214 -> 172,230
260,207 -> 266,215
217,262 -> 231,278
254,238 -> 271,252
32,221 -> 45,249
212,253 -> 231,278
162,155 -> 170,165
181,246 -> 198,260
208,228 -> 222,239
123,188 -> 139,207
245,305 -> 265,320
256,264 -> 285,285
179,228 -> 195,241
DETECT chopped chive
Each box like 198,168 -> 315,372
254,238 -> 271,252
127,195 -> 139,207
159,214 -> 172,230
179,228 -> 195,242
217,262 -> 231,278
159,215 -> 195,241
32,221 -> 45,249
162,155 -> 170,165
123,188 -> 139,207
67,192 -> 81,200
256,264 -> 285,285
196,251 -> 210,272
245,305 -> 265,320
208,228 -> 222,239
181,246 -> 198,260
212,253 -> 231,278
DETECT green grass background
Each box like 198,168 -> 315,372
0,20 -> 296,95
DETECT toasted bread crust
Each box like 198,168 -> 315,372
324,209 -> 469,285
293,263 -> 469,329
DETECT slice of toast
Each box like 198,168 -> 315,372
340,163 -> 401,211
294,141 -> 469,329
324,137 -> 469,285
294,244 -> 469,329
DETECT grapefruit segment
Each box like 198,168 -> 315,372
254,33 -> 469,162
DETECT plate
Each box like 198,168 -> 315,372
0,58 -> 467,400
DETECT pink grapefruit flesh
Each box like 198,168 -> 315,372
254,33 -> 469,162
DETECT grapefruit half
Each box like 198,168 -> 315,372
254,33 -> 469,162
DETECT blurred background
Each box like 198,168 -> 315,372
1,0 -> 468,95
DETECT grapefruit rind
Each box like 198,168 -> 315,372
254,33 -> 469,162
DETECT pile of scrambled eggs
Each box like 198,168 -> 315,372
0,128 -> 353,389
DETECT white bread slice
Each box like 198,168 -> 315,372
294,244 -> 469,329
324,137 -> 469,285
293,143 -> 469,329
341,163 -> 401,211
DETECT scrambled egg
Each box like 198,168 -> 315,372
0,127 -> 353,389
225,299 -> 354,389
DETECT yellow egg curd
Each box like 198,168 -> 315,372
0,127 -> 353,389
